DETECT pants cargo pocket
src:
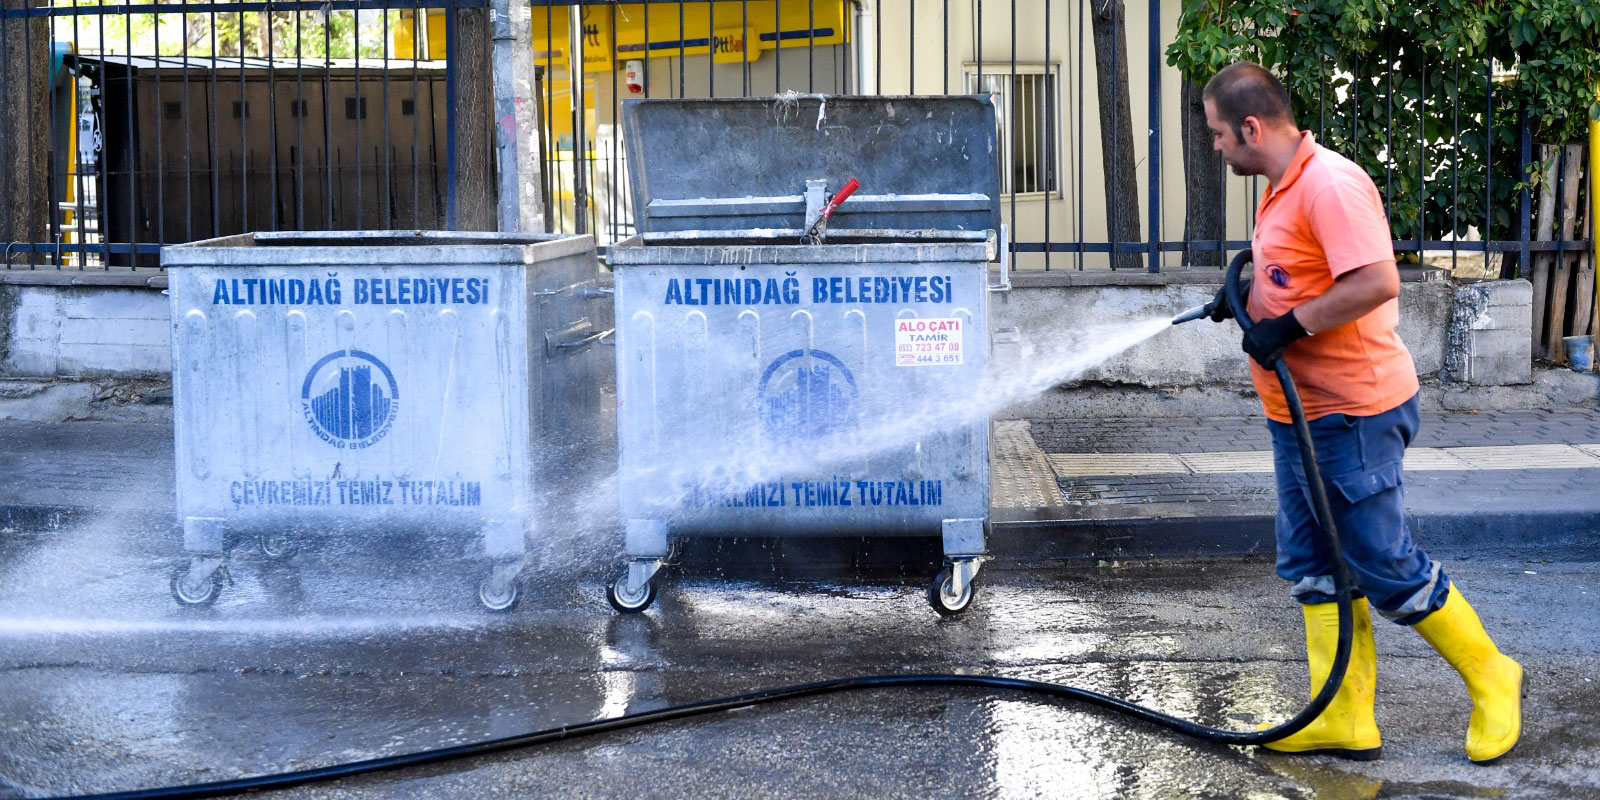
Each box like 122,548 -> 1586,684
1329,461 -> 1403,505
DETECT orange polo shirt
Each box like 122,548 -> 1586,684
1248,132 -> 1418,423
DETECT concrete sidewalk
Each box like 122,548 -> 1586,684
4,409 -> 1598,565
991,409 -> 1600,564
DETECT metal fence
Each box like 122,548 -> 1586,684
0,0 -> 496,268
1,0 -> 1591,275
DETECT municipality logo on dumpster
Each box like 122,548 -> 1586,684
301,349 -> 401,449
758,349 -> 859,441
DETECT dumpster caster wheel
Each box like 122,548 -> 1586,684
171,569 -> 220,606
478,578 -> 519,612
928,568 -> 974,616
259,532 -> 297,559
608,575 -> 657,614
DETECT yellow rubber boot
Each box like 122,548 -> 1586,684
1262,598 -> 1382,760
1413,585 -> 1524,764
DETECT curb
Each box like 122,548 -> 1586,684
5,502 -> 1595,569
989,506 -> 1600,563
0,504 -> 96,534
0,504 -> 170,535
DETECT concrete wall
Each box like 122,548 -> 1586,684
0,276 -> 1458,386
990,275 -> 1454,385
0,285 -> 170,378
1446,280 -> 1533,385
8,275 -> 1579,422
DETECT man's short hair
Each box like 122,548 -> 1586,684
1203,62 -> 1296,142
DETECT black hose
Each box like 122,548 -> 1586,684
76,250 -> 1357,800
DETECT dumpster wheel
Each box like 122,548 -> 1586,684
169,568 -> 221,606
607,574 -> 658,614
478,578 -> 519,612
927,568 -> 975,616
259,532 -> 298,559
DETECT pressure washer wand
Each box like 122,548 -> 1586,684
1170,304 -> 1211,325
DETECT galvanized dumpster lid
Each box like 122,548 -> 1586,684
621,95 -> 1000,235
161,230 -> 595,267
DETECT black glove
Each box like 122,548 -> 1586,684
1204,279 -> 1250,323
1242,309 -> 1310,368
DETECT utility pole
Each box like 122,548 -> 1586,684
491,0 -> 544,233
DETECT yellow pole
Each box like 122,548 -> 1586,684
1591,97 -> 1599,355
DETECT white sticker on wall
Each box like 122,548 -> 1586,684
895,317 -> 964,366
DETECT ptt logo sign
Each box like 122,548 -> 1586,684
758,349 -> 858,441
301,350 -> 400,449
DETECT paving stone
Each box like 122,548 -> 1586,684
1056,465 -> 1598,515
1449,444 -> 1600,470
990,420 -> 1067,509
1179,451 -> 1276,474
1029,409 -> 1600,453
1402,448 -> 1473,470
1046,453 -> 1186,476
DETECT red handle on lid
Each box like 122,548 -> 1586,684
822,178 -> 861,219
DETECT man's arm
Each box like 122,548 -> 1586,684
1293,258 -> 1400,334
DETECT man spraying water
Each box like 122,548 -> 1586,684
1195,61 -> 1523,764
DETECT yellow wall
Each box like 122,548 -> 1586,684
537,2 -> 847,142
392,3 -> 848,144
392,10 -> 448,61
539,2 -> 848,70
392,3 -> 846,67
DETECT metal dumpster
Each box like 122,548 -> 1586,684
606,95 -> 1003,615
162,230 -> 613,610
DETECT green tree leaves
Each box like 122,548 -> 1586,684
1168,0 -> 1599,243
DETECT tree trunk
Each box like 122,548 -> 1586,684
1089,0 -> 1142,270
187,14 -> 210,52
1,0 -> 50,264
1180,78 -> 1223,267
255,11 -> 272,57
452,6 -> 494,231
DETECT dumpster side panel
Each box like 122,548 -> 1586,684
523,248 -> 617,523
169,261 -> 532,545
614,252 -> 988,537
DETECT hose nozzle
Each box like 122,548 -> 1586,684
1171,304 -> 1211,325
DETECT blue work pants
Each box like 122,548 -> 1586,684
1268,394 -> 1448,625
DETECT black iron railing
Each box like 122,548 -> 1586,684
1,0 -> 1589,274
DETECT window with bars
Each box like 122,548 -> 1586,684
965,67 -> 1060,196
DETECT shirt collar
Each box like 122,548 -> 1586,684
1267,131 -> 1318,199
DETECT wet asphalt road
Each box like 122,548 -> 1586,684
0,517 -> 1597,799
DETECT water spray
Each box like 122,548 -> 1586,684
80,250 -> 1360,800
